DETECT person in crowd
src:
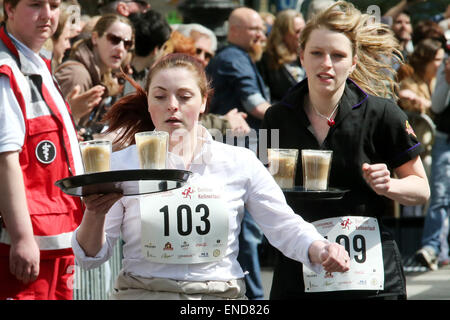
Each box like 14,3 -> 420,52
262,1 -> 430,300
44,1 -> 81,70
98,0 -> 150,16
412,20 -> 447,48
176,23 -> 251,136
415,56 -> 450,271
72,53 -> 350,300
176,23 -> 217,68
0,0 -> 84,300
54,13 -> 133,137
123,9 -> 171,93
390,11 -> 414,62
206,7 -> 270,132
206,7 -> 271,299
257,9 -> 306,103
396,38 -> 444,216
398,39 -> 445,117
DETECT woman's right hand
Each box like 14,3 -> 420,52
83,193 -> 123,218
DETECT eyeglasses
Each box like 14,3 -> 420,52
106,33 -> 133,51
195,48 -> 214,61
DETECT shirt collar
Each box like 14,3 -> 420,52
167,125 -> 214,170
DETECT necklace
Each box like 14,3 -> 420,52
310,102 -> 339,127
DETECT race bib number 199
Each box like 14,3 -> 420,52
139,183 -> 229,264
303,216 -> 384,292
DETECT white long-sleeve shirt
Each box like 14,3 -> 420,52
72,127 -> 324,281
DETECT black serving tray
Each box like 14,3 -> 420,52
55,169 -> 192,197
282,186 -> 349,200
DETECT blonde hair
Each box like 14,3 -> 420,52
265,9 -> 304,69
300,1 -> 402,98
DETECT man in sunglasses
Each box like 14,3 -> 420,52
0,0 -> 84,299
98,0 -> 150,16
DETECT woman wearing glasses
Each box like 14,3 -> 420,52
55,13 -> 134,136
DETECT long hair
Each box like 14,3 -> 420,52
299,1 -> 402,98
103,53 -> 212,150
265,9 -> 303,69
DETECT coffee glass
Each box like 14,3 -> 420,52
135,131 -> 169,169
267,148 -> 299,189
79,140 -> 112,174
301,149 -> 333,191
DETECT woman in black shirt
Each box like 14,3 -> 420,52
262,1 -> 430,300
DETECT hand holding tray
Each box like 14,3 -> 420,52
55,169 -> 192,197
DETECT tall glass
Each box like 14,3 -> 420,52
79,140 -> 112,174
135,131 -> 169,169
267,148 -> 299,189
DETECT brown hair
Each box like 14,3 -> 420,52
299,1 -> 402,98
3,0 -> 20,21
103,53 -> 212,150
398,38 -> 443,81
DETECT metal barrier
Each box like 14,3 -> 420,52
73,240 -> 123,300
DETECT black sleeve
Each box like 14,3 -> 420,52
375,99 -> 424,169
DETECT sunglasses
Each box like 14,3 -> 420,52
195,48 -> 213,61
106,33 -> 133,51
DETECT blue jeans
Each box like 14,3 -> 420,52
421,133 -> 450,254
237,209 -> 264,300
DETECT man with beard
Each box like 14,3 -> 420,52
206,7 -> 271,300
390,11 -> 414,61
206,7 -> 270,132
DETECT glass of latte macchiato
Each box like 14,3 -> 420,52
268,148 -> 299,189
135,131 -> 169,169
79,140 -> 112,174
301,149 -> 333,191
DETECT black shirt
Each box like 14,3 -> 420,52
261,78 -> 424,299
262,78 -> 423,221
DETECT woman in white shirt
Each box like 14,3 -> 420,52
72,53 -> 350,300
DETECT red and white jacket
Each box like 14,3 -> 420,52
0,26 -> 83,258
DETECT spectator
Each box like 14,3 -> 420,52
98,0 -> 150,16
124,9 -> 171,92
45,2 -> 82,70
0,0 -> 84,300
176,23 -> 217,68
72,53 -> 350,300
305,0 -> 336,21
55,13 -> 133,137
415,57 -> 450,271
154,29 -> 251,138
259,11 -> 275,35
390,11 -> 414,61
398,38 -> 444,118
257,9 -> 306,103
397,38 -> 444,216
262,1 -> 429,300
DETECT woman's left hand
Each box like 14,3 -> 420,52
362,162 -> 391,196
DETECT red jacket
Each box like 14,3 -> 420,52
0,26 -> 83,258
